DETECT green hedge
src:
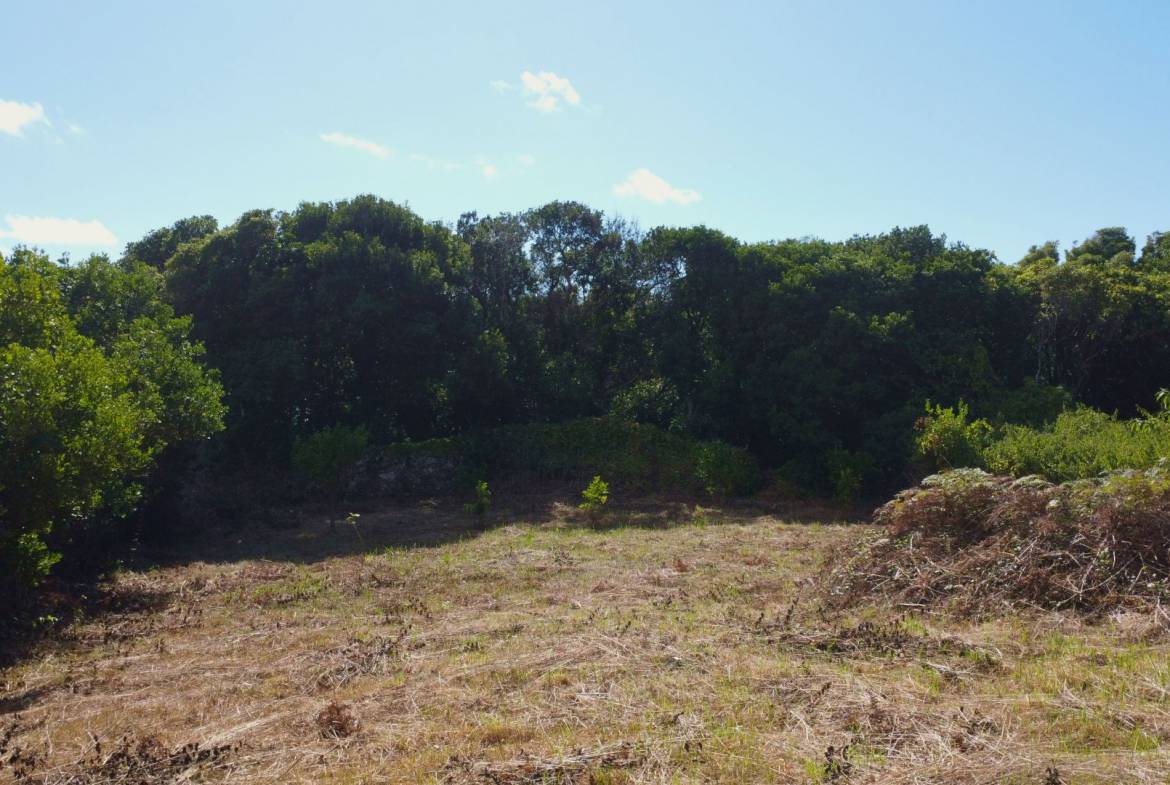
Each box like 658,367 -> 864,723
380,417 -> 761,496
986,408 -> 1170,482
915,403 -> 1170,483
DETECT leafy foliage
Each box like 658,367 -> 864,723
291,425 -> 369,511
137,196 -> 1170,496
464,480 -> 492,519
986,409 -> 1170,482
914,402 -> 1170,483
914,401 -> 993,473
375,418 -> 761,497
0,250 -> 224,603
579,476 -> 610,516
693,440 -> 763,497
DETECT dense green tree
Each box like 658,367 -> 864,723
1014,229 -> 1170,413
0,250 -> 224,602
164,197 -> 473,455
120,195 -> 1170,497
1139,231 -> 1170,270
122,215 -> 219,270
1064,227 -> 1135,266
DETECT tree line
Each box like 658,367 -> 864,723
4,194 -> 1170,603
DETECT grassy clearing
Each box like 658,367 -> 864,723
1,495 -> 1168,784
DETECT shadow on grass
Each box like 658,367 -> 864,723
0,484 -> 867,668
0,581 -> 177,670
139,483 -> 868,569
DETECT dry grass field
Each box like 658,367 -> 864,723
2,494 -> 1168,784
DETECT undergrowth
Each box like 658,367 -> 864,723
372,417 -> 762,497
916,402 -> 1170,483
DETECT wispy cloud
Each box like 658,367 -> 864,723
519,71 -> 581,112
613,168 -> 701,205
0,99 -> 49,136
0,215 -> 118,246
320,131 -> 391,159
67,123 -> 85,136
480,162 -> 498,179
489,80 -> 513,92
517,153 -> 536,167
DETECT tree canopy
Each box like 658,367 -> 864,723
141,196 -> 1170,494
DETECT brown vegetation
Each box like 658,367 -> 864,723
827,468 -> 1170,614
2,492 -> 1168,783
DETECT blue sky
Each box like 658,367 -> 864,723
4,0 -> 1169,263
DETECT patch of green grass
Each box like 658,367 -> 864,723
247,569 -> 328,606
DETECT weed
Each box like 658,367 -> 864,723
315,628 -> 408,689
443,741 -> 641,784
579,475 -> 610,525
316,701 -> 359,739
820,744 -> 853,783
464,480 -> 492,525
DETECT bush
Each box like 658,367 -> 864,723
985,407 -> 1170,482
464,480 -> 492,520
292,425 -> 369,513
694,440 -> 763,496
0,251 -> 224,607
913,401 -> 993,473
609,377 -> 682,431
372,417 -> 761,497
579,475 -> 610,520
912,401 -> 1170,484
824,448 -> 876,502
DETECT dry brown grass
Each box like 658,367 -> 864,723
1,494 -> 1168,783
828,469 -> 1170,615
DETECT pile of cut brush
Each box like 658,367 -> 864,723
825,466 -> 1170,614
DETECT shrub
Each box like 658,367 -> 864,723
912,401 -> 1170,484
579,475 -> 610,519
913,401 -> 993,472
372,418 -> 761,497
983,380 -> 1072,427
824,448 -> 876,502
985,407 -> 1170,482
609,377 -> 683,430
0,252 -> 224,607
694,440 -> 763,496
464,480 -> 492,521
292,425 -> 369,514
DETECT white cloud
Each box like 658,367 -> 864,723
489,80 -> 513,92
613,168 -> 701,205
0,215 -> 118,246
320,131 -> 391,159
67,123 -> 85,136
480,162 -> 498,179
517,153 -> 536,167
520,71 -> 581,112
0,100 -> 49,136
